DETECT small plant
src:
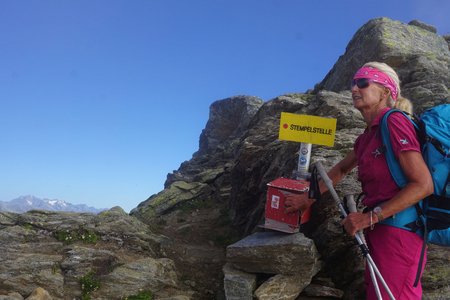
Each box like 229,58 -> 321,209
125,290 -> 153,300
79,230 -> 99,243
55,230 -> 74,244
54,228 -> 99,244
23,223 -> 34,230
52,262 -> 59,274
80,271 -> 100,300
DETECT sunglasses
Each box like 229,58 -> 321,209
351,78 -> 374,89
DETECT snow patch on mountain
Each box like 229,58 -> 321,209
0,195 -> 106,214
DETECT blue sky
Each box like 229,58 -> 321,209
1,1 -> 449,212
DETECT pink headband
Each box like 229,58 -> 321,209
353,66 -> 398,100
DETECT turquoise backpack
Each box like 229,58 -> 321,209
380,104 -> 450,286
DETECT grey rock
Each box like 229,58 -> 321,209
255,274 -> 309,300
96,258 -> 190,299
24,288 -> 52,300
444,35 -> 450,50
408,20 -> 437,33
0,292 -> 24,300
0,249 -> 64,298
226,232 -> 321,276
197,95 -> 264,156
0,209 -> 195,299
302,284 -> 344,298
223,263 -> 257,300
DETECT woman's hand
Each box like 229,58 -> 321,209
342,212 -> 373,236
284,193 -> 314,214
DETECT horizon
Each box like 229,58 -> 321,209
3,194 -> 105,208
1,1 -> 449,213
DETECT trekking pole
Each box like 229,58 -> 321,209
313,161 -> 396,300
345,195 -> 382,300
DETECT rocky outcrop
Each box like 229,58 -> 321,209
1,17 -> 449,300
130,95 -> 265,298
0,208 -> 196,299
131,17 -> 449,300
315,18 -> 449,112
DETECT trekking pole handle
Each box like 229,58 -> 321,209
345,194 -> 357,214
345,194 -> 371,253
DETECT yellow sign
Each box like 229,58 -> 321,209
279,112 -> 337,146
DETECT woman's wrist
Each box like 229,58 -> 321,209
372,206 -> 384,222
369,211 -> 374,230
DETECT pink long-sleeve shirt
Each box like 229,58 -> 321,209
354,107 -> 421,209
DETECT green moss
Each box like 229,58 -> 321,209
23,223 -> 34,231
142,206 -> 157,219
80,271 -> 100,300
125,290 -> 153,300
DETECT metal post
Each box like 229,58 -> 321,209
296,142 -> 312,180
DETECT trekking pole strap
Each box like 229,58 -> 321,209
414,223 -> 428,287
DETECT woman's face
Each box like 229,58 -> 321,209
351,79 -> 387,111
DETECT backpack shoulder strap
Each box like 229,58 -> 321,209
379,109 -> 412,188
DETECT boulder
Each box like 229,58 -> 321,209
226,232 -> 320,275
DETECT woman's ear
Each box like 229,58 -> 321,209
382,88 -> 390,101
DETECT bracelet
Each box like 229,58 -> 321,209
370,211 -> 374,230
373,206 -> 384,222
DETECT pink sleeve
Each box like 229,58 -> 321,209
387,112 -> 421,159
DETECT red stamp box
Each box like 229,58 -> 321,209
262,177 -> 310,233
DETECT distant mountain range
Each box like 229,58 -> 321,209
0,195 -> 106,214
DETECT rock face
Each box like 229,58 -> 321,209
0,208 -> 196,299
1,17 -> 449,300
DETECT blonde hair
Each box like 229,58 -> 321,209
363,61 -> 413,114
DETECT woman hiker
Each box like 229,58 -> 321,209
285,61 -> 433,299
